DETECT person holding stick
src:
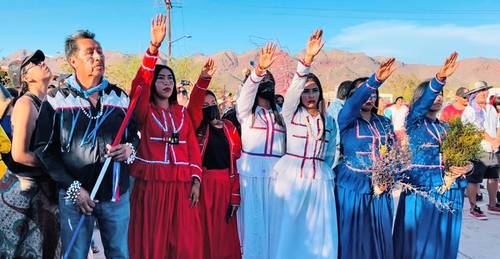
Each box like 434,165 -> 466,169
34,29 -> 139,258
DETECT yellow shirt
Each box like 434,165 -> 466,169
0,126 -> 11,179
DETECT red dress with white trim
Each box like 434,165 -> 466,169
128,49 -> 203,259
188,76 -> 242,259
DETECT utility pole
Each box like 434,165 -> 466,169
165,0 -> 172,64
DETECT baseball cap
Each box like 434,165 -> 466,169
455,87 -> 469,98
18,50 -> 46,84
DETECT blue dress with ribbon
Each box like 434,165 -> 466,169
335,74 -> 395,259
393,77 -> 466,259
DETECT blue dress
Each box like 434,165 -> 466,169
335,74 -> 395,259
393,77 -> 466,259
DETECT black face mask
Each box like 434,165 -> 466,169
202,105 -> 220,123
257,81 -> 275,101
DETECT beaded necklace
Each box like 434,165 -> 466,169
364,115 -> 389,158
305,115 -> 324,141
77,95 -> 104,120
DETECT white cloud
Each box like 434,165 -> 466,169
330,21 -> 500,64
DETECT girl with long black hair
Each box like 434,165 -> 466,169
187,62 -> 242,258
269,29 -> 338,259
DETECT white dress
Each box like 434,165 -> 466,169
269,61 -> 338,259
236,70 -> 286,259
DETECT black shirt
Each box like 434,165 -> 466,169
34,85 -> 139,201
202,124 -> 230,170
222,107 -> 241,136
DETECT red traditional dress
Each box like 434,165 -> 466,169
187,81 -> 242,259
128,49 -> 203,259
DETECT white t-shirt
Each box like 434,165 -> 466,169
390,105 -> 409,131
462,104 -> 500,153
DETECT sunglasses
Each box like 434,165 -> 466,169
178,90 -> 188,96
31,58 -> 43,65
22,59 -> 44,74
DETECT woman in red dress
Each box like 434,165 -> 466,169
187,59 -> 242,259
128,14 -> 203,259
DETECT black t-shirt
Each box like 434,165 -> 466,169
202,125 -> 230,170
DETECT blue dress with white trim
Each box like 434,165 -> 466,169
335,74 -> 395,259
393,77 -> 466,259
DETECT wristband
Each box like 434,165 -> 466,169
150,41 -> 161,49
65,180 -> 82,205
125,142 -> 137,165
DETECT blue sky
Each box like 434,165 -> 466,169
1,0 -> 499,64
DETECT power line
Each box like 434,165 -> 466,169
181,4 -> 500,22
208,3 -> 500,15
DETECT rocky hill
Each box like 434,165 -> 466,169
2,48 -> 499,101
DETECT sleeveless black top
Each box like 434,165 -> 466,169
3,92 -> 43,177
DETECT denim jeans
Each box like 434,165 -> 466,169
59,189 -> 130,259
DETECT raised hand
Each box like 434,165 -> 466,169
375,57 -> 397,81
437,52 -> 459,80
256,42 -> 278,76
200,58 -> 216,79
304,29 -> 325,66
150,14 -> 167,53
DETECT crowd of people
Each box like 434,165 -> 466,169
0,12 -> 499,259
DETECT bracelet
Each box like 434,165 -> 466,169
150,41 -> 161,49
65,180 -> 82,205
256,64 -> 266,72
125,142 -> 137,165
